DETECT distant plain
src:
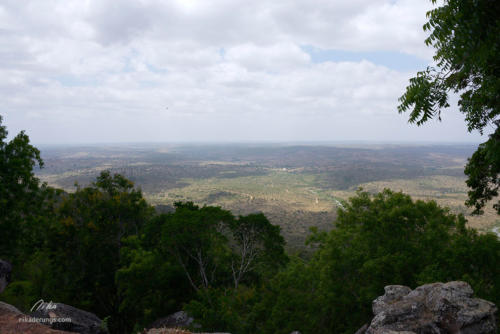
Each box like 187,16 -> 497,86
37,143 -> 499,251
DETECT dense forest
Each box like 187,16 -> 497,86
1,116 -> 499,333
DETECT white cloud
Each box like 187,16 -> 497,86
0,0 -> 486,144
225,43 -> 310,71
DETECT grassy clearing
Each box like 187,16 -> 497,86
145,170 -> 342,213
144,171 -> 342,251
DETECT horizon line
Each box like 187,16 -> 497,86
35,139 -> 482,148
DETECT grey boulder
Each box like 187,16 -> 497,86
0,301 -> 22,315
148,311 -> 194,329
30,302 -> 108,334
359,281 -> 497,334
0,259 -> 12,293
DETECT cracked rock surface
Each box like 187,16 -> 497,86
358,281 -> 497,334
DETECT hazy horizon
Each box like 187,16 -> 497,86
36,139 -> 484,147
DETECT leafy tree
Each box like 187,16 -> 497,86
229,213 -> 287,289
0,115 -> 45,260
250,257 -> 322,334
185,285 -> 260,333
45,171 -> 154,333
464,127 -> 500,214
148,203 -> 289,292
150,202 -> 235,291
398,0 -> 500,214
116,236 -> 190,333
0,116 -> 66,314
144,205 -> 288,333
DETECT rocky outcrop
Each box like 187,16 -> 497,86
143,330 -> 230,334
143,330 -> 193,334
148,311 -> 194,329
30,302 -> 108,334
145,311 -> 231,334
0,300 -> 22,315
358,281 -> 497,334
0,259 -> 12,293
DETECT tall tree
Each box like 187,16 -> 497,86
0,115 -> 45,260
229,213 -> 287,289
398,0 -> 500,214
47,171 -> 153,333
152,202 -> 235,292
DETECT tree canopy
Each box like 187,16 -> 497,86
253,190 -> 500,334
45,171 -> 154,332
398,0 -> 500,214
0,115 -> 46,260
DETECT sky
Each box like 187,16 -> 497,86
0,0 -> 490,144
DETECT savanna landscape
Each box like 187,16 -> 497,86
36,143 -> 499,251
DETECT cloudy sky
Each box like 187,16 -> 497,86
0,0 -> 488,144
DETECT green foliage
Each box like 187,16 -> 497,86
147,204 -> 288,294
146,206 -> 288,333
150,202 -> 234,291
228,213 -> 288,288
1,280 -> 36,311
0,115 -> 46,260
116,235 -> 191,332
398,0 -> 500,213
185,286 -> 260,333
2,250 -> 56,311
44,171 -> 154,333
399,0 -> 499,131
252,257 -> 322,334
465,124 -> 500,214
0,116 -> 64,315
100,316 -> 111,333
256,190 -> 500,334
